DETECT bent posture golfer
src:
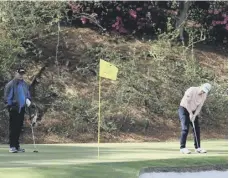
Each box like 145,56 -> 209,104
178,83 -> 211,154
4,67 -> 31,153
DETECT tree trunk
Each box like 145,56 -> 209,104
176,1 -> 191,45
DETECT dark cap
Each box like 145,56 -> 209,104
17,67 -> 26,74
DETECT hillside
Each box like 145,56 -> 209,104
0,27 -> 227,144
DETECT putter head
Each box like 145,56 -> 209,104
33,150 -> 38,153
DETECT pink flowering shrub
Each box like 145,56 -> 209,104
67,1 -> 227,45
189,1 -> 227,45
208,9 -> 228,30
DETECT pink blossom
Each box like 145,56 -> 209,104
136,8 -> 142,11
214,10 -> 219,15
116,16 -> 122,21
173,11 -> 178,15
129,9 -> 137,19
116,6 -> 121,11
81,17 -> 87,24
222,14 -> 227,18
112,22 -> 118,28
112,16 -> 125,31
212,20 -> 216,26
119,27 -> 128,33
221,21 -> 226,25
208,10 -> 213,14
68,2 -> 82,13
225,24 -> 228,30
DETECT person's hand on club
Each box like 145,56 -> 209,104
189,113 -> 193,120
189,113 -> 195,122
190,114 -> 196,122
26,98 -> 31,107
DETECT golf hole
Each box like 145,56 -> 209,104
139,170 -> 228,178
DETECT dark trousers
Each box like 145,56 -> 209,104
9,107 -> 25,148
178,106 -> 200,149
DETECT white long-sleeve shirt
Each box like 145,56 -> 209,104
180,87 -> 207,116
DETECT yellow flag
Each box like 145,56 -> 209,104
99,59 -> 118,80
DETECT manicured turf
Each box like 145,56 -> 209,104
0,140 -> 227,178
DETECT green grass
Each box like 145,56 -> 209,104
0,140 -> 227,178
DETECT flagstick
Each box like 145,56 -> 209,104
98,76 -> 101,160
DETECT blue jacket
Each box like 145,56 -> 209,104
4,79 -> 31,112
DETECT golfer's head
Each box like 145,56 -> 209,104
15,67 -> 26,80
200,83 -> 212,94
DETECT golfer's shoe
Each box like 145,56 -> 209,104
180,148 -> 191,154
9,147 -> 18,153
17,147 -> 25,153
195,148 -> 207,153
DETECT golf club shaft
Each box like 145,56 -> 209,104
29,106 -> 37,150
31,125 -> 36,149
192,121 -> 199,148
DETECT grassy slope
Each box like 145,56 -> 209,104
0,27 -> 228,144
0,140 -> 227,178
21,28 -> 227,143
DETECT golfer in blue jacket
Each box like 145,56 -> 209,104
4,67 -> 31,153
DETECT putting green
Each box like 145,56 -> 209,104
0,140 -> 227,178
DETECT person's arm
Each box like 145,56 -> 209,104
27,86 -> 31,101
25,83 -> 32,107
183,88 -> 194,117
4,82 -> 13,106
192,96 -> 207,121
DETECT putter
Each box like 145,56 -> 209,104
192,121 -> 199,149
31,124 -> 38,153
28,106 -> 38,153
